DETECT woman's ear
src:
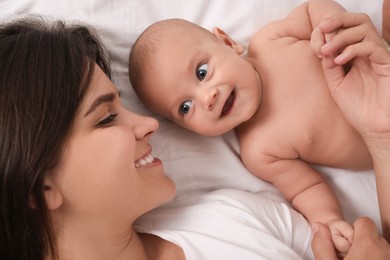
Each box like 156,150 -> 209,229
212,27 -> 244,55
42,176 -> 63,210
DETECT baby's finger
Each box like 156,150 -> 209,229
310,26 -> 326,57
332,235 -> 352,256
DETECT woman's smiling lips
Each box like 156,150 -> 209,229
135,154 -> 154,168
135,150 -> 162,168
220,90 -> 235,117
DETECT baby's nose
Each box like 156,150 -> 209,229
204,88 -> 218,110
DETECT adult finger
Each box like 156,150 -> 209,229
311,222 -> 338,260
343,217 -> 390,260
352,217 -> 381,240
321,54 -> 345,93
319,12 -> 375,35
333,40 -> 390,66
320,24 -> 382,58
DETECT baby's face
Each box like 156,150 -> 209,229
140,27 -> 261,136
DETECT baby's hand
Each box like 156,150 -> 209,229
326,219 -> 354,257
310,22 -> 339,58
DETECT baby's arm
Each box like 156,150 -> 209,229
261,0 -> 345,42
243,152 -> 353,253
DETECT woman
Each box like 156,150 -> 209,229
0,17 -> 178,259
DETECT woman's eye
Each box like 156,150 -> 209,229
179,100 -> 193,115
196,63 -> 208,81
97,113 -> 118,126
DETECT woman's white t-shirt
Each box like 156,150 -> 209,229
135,189 -> 313,260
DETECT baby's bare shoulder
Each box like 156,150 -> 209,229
238,120 -> 300,164
249,20 -> 288,46
248,23 -> 310,60
249,3 -> 312,52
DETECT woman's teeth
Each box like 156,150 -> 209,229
135,154 -> 154,168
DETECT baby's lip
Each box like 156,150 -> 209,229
220,90 -> 235,117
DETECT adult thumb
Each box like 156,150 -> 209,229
321,55 -> 345,96
311,222 -> 338,260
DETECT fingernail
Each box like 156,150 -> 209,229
334,53 -> 346,64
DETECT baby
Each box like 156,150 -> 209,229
129,0 -> 373,254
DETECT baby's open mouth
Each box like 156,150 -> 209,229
221,91 -> 235,117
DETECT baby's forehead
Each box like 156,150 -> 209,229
146,20 -> 192,40
153,21 -> 212,44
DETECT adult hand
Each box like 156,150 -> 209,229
312,12 -> 390,150
312,217 -> 390,260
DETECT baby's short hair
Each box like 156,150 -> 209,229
128,18 -> 211,94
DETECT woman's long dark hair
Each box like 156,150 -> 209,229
0,17 -> 111,260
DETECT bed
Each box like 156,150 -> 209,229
0,0 -> 383,259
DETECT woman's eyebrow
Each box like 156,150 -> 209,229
84,92 -> 116,117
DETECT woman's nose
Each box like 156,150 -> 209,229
131,112 -> 159,140
203,87 -> 218,110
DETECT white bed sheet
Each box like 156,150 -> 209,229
0,0 -> 383,258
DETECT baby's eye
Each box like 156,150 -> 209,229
196,63 -> 208,81
97,113 -> 118,126
179,100 -> 193,115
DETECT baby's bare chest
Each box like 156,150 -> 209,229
239,110 -> 371,169
240,44 -> 371,169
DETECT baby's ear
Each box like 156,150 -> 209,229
212,27 -> 244,55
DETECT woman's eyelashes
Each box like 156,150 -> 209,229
97,113 -> 118,127
196,63 -> 208,81
179,100 -> 193,115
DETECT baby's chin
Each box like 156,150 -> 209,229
191,123 -> 238,137
172,117 -> 239,137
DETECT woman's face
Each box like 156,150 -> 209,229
48,65 -> 175,225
